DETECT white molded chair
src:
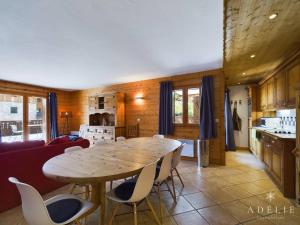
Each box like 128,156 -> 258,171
106,162 -> 161,225
153,134 -> 164,139
116,136 -> 126,142
171,144 -> 185,189
64,146 -> 91,200
8,177 -> 93,225
154,151 -> 176,221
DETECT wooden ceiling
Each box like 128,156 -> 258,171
224,0 -> 300,85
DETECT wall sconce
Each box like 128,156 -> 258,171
134,94 -> 145,105
135,96 -> 144,100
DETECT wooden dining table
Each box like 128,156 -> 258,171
42,137 -> 182,225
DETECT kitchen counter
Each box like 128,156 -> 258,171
251,126 -> 296,140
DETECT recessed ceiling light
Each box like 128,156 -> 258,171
250,54 -> 256,58
237,83 -> 241,85
242,72 -> 246,75
269,13 -> 278,20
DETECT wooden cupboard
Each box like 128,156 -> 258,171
266,78 -> 275,110
274,71 -> 287,108
258,57 -> 300,111
259,83 -> 267,111
286,63 -> 300,107
262,132 -> 296,198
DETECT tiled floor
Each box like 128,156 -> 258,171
1,150 -> 299,225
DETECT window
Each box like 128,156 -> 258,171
0,94 -> 24,142
28,96 -> 47,141
172,87 -> 200,125
0,93 -> 48,143
188,88 -> 200,124
172,89 -> 183,124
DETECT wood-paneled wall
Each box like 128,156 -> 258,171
69,69 -> 226,165
0,80 -> 72,137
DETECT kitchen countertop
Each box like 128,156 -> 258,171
250,126 -> 296,140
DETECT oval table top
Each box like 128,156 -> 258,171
43,137 -> 182,183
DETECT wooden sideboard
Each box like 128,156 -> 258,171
261,132 -> 296,198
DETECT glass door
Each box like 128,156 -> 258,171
28,96 -> 47,141
0,94 -> 24,142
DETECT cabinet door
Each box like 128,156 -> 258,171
287,63 -> 300,107
263,143 -> 272,169
267,78 -> 275,110
260,84 -> 267,111
275,72 -> 287,108
271,147 -> 283,185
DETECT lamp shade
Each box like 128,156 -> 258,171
60,111 -> 72,118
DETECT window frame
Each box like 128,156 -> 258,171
172,85 -> 200,127
0,90 -> 50,142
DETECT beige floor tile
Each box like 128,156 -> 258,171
223,185 -> 254,199
162,196 -> 194,215
220,200 -> 258,223
173,211 -> 209,225
235,183 -> 273,195
203,187 -> 238,204
198,205 -> 239,225
203,176 -> 232,187
184,192 -> 216,209
256,192 -> 295,212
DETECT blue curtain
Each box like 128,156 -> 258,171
49,93 -> 58,139
159,81 -> 174,135
200,76 -> 216,140
224,88 -> 236,151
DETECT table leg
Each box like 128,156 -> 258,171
99,182 -> 106,225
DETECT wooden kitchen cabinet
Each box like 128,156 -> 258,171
271,146 -> 283,185
262,132 -> 296,198
275,71 -> 287,108
267,78 -> 275,110
263,142 -> 272,169
259,83 -> 267,111
286,63 -> 300,107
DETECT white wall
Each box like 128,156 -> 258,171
228,85 -> 249,148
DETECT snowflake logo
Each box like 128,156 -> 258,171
266,191 -> 275,203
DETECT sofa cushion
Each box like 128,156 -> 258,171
48,136 -> 69,145
0,140 -> 45,154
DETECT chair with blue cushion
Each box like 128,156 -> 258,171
8,177 -> 94,225
106,161 -> 161,225
154,151 -> 176,222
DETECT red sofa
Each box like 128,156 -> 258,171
0,138 -> 90,212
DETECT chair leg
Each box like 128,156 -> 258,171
157,183 -> 163,223
70,184 -> 77,194
175,168 -> 184,187
165,180 -> 176,204
145,197 -> 162,225
85,185 -> 90,200
170,171 -> 177,203
133,202 -> 138,225
110,181 -> 113,191
108,204 -> 120,225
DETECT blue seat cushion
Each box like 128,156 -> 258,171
47,199 -> 82,223
114,178 -> 137,201
155,165 -> 161,180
